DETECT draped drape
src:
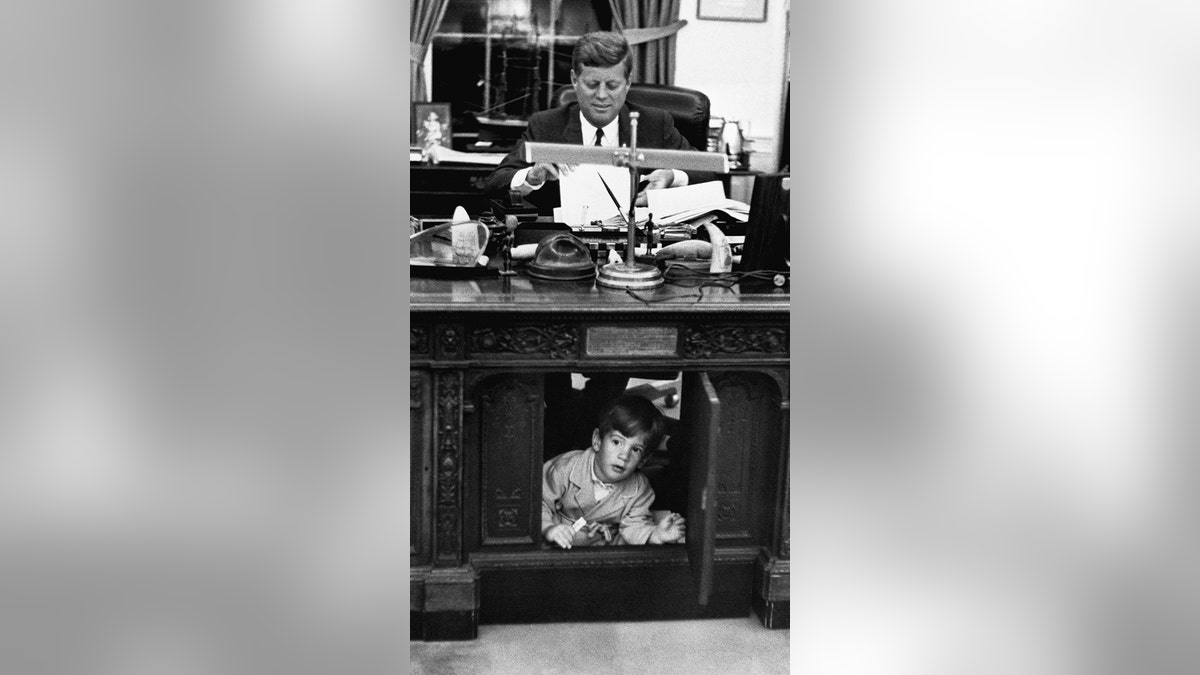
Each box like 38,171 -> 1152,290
608,0 -> 684,85
411,0 -> 451,102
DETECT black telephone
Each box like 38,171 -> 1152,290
490,190 -> 540,223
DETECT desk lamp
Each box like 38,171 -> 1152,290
525,112 -> 728,290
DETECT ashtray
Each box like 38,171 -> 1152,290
410,220 -> 489,267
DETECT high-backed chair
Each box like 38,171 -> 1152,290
551,84 -> 711,151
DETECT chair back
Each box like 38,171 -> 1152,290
552,84 -> 711,151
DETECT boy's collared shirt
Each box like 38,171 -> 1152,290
589,458 -> 615,502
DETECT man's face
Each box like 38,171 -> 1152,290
570,63 -> 629,128
591,428 -> 649,484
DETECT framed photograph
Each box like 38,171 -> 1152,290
697,0 -> 767,22
413,102 -> 452,149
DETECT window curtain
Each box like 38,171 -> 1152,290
608,0 -> 684,85
411,0 -> 451,102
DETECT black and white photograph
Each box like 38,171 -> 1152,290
412,102 -> 453,150
410,0 -> 791,671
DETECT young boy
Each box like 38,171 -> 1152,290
542,394 -> 686,548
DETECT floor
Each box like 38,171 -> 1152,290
410,614 -> 790,675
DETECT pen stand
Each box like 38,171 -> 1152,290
597,113 -> 663,291
596,258 -> 663,290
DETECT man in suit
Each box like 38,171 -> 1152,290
484,31 -> 705,213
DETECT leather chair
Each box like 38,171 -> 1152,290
552,84 -> 711,151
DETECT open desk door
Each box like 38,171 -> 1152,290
683,371 -> 720,606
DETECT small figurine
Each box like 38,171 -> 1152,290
499,215 -> 520,276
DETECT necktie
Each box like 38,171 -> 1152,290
593,129 -> 604,146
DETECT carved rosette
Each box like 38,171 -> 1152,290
435,372 -> 462,563
497,507 -> 519,529
438,326 -> 462,358
716,499 -> 738,523
411,326 -> 430,355
470,324 -> 579,359
682,326 -> 787,359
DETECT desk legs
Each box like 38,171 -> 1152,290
410,369 -> 481,641
411,566 -> 480,641
754,408 -> 790,629
752,551 -> 790,629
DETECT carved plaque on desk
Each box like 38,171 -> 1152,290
585,326 -> 678,357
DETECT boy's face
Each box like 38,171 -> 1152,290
591,428 -> 650,484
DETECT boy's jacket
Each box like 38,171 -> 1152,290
542,449 -> 656,546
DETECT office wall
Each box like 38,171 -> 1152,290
674,0 -> 789,172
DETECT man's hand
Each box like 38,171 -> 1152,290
544,524 -> 575,549
648,512 -> 686,544
634,169 -> 676,206
526,162 -> 561,187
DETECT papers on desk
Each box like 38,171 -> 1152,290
645,180 -> 750,225
556,164 -> 649,226
418,145 -> 507,165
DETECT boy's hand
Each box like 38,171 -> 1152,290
582,522 -> 617,544
649,512 -> 686,544
545,524 -> 575,549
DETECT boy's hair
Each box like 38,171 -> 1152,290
596,394 -> 665,452
571,31 -> 633,79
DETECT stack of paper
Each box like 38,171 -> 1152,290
558,164 -> 634,222
422,145 -> 506,165
645,180 -> 749,225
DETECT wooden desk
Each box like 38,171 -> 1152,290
411,273 -> 790,640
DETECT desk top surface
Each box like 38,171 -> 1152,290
410,273 -> 789,315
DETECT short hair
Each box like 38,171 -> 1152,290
572,31 -> 633,79
596,394 -> 665,451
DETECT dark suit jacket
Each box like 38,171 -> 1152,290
483,102 -> 712,214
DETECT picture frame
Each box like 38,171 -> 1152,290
697,0 -> 767,22
413,102 -> 453,149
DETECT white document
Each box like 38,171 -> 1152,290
645,180 -> 726,215
426,145 -> 506,165
558,164 -> 634,222
645,180 -> 750,225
